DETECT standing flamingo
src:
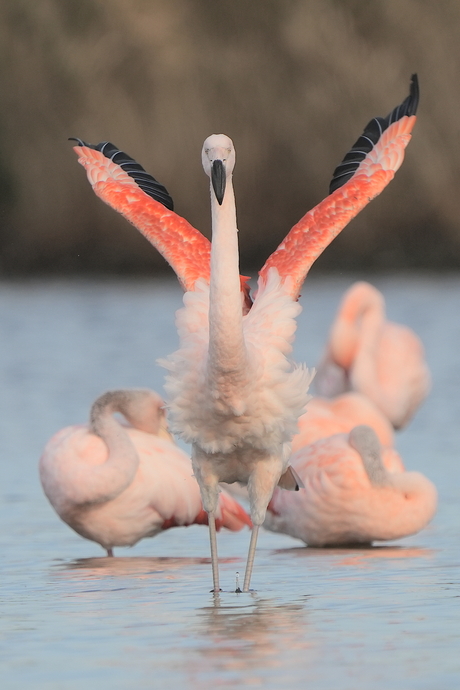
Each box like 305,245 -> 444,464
162,134 -> 313,592
314,281 -> 431,428
70,76 -> 419,590
265,425 -> 437,546
39,389 -> 251,556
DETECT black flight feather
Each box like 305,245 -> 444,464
328,74 -> 419,195
69,138 -> 174,212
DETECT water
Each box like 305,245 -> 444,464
0,274 -> 458,689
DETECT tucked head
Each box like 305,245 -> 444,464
202,134 -> 235,205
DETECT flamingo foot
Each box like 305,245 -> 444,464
235,571 -> 242,593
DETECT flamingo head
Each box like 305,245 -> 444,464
202,134 -> 235,205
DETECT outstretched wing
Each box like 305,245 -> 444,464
71,139 -> 212,292
259,75 -> 419,298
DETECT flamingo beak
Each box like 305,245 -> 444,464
211,159 -> 226,205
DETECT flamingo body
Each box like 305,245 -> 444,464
265,427 -> 437,546
39,390 -> 250,554
315,281 -> 431,428
162,270 -> 313,467
292,392 -> 396,452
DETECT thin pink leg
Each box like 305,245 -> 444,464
243,525 -> 259,592
208,512 -> 220,593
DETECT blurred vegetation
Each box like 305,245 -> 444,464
0,0 -> 459,276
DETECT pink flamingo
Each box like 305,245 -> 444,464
161,133 -> 313,592
39,389 -> 251,556
315,281 -> 431,428
265,425 -> 437,546
71,77 -> 419,590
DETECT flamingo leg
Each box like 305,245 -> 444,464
243,525 -> 259,592
208,512 -> 220,592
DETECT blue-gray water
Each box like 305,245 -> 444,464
0,274 -> 458,689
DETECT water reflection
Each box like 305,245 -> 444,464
189,594 -> 312,686
56,555 -> 240,581
274,544 -> 436,567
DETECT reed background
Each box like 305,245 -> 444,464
0,0 -> 458,276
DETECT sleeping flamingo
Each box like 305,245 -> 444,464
265,425 -> 437,546
39,389 -> 251,556
314,281 -> 431,428
71,76 -> 419,590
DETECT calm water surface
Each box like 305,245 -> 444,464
0,274 -> 458,689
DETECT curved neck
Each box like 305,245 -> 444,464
79,392 -> 141,505
207,176 -> 247,383
331,283 -> 384,369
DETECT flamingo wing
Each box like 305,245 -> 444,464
71,139 -> 212,292
259,74 -> 419,299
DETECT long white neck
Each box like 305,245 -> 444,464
207,173 -> 247,392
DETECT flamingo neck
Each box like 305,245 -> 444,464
207,175 -> 247,389
331,283 -> 384,369
89,394 -> 140,486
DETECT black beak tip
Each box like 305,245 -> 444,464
211,159 -> 226,205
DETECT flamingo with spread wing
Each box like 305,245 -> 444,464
70,76 -> 420,589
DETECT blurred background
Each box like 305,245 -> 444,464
2,6 -> 460,686
0,0 -> 459,277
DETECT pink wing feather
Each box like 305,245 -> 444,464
260,75 -> 419,298
72,141 -> 211,292
71,75 -> 418,303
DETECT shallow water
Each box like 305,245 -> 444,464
0,274 -> 459,689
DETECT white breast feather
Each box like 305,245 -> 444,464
160,269 -> 314,454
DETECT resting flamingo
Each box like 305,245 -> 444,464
314,281 -> 431,428
71,77 -> 419,590
39,389 -> 251,556
265,425 -> 437,546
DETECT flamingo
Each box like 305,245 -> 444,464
314,281 -> 431,428
161,134 -> 313,593
70,76 -> 419,590
265,425 -> 437,546
39,389 -> 251,556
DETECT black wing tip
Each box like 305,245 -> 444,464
328,74 -> 419,194
407,73 -> 419,117
69,138 -> 175,212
